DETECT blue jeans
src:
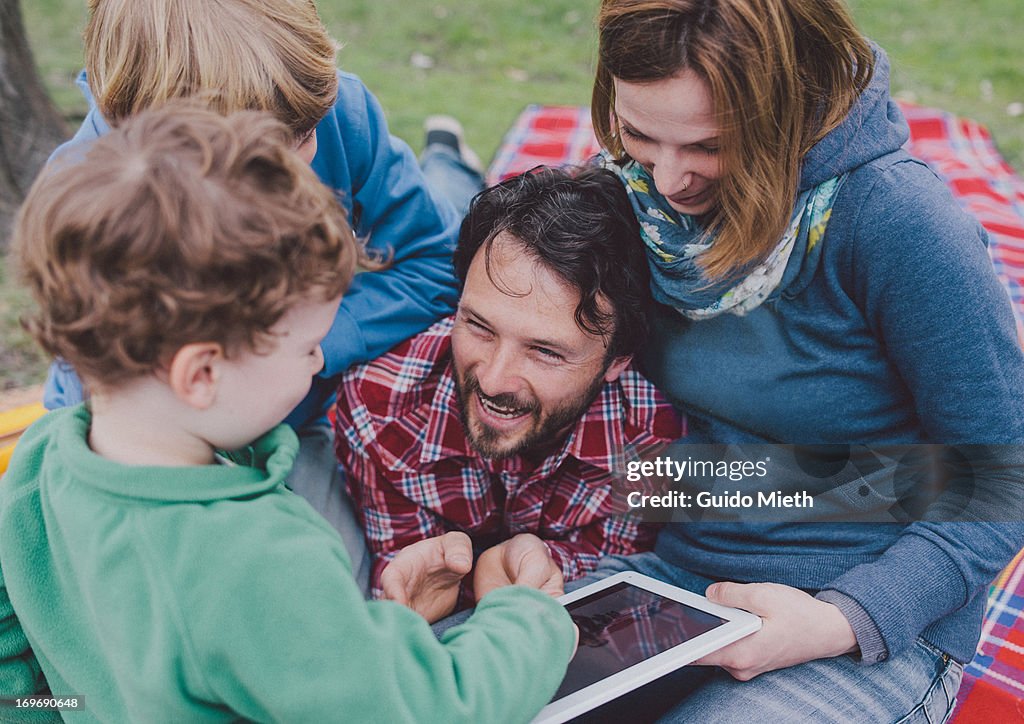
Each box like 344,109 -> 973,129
419,143 -> 484,218
287,424 -> 372,597
574,553 -> 964,724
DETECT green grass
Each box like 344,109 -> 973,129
25,0 -> 1019,167
20,0 -> 89,122
316,0 -> 599,162
850,0 -> 1024,169
6,0 -> 1024,391
0,255 -> 47,393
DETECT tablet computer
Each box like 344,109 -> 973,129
533,572 -> 762,724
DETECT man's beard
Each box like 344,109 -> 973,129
455,368 -> 607,460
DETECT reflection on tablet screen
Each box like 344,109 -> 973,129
553,582 -> 726,701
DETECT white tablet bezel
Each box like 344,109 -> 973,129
533,571 -> 762,724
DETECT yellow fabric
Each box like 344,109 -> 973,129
0,403 -> 45,475
995,547 -> 1024,590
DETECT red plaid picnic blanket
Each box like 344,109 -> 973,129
954,549 -> 1024,721
486,104 -> 1024,721
486,103 -> 1024,326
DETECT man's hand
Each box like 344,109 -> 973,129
695,582 -> 859,680
473,533 -> 565,601
380,532 -> 473,623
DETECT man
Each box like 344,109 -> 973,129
334,167 -> 684,620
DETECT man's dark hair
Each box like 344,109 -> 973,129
453,166 -> 652,360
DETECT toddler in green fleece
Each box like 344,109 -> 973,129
0,104 -> 575,723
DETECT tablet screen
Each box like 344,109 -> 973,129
552,582 -> 727,702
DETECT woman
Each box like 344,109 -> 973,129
589,0 -> 1024,721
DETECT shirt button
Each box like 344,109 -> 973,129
876,653 -> 887,663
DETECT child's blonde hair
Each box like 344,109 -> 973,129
15,104 -> 358,389
85,0 -> 338,137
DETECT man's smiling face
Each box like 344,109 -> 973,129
450,232 -> 629,459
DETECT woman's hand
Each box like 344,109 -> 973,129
695,582 -> 859,680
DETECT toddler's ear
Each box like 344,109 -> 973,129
168,343 -> 224,410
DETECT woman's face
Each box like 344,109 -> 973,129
613,69 -> 722,216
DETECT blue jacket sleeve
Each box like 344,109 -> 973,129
42,364 -> 85,411
817,157 -> 1024,662
286,73 -> 460,427
38,73 -> 106,411
312,73 -> 460,374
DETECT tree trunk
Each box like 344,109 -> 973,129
0,0 -> 69,249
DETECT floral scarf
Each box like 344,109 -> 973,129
601,151 -> 845,319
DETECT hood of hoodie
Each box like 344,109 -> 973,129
799,44 -> 909,191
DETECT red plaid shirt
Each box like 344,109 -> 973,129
334,317 -> 684,603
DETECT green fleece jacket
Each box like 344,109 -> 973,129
0,405 -> 574,723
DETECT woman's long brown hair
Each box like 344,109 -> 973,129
592,0 -> 874,281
